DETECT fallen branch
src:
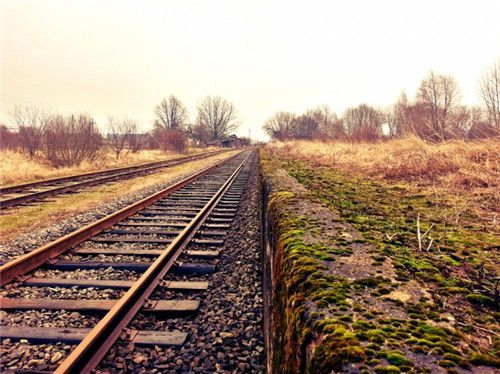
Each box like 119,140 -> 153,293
416,214 -> 434,251
456,321 -> 499,337
385,233 -> 398,240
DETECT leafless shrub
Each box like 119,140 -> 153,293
343,104 -> 384,141
0,124 -> 19,149
154,128 -> 187,153
107,118 -> 136,159
310,105 -> 345,140
264,107 -> 344,141
293,112 -> 320,140
263,111 -> 296,140
10,105 -> 48,157
44,114 -> 103,167
128,133 -> 148,153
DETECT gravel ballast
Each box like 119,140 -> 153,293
97,153 -> 265,373
1,151 -> 266,373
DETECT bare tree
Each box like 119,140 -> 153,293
10,105 -> 47,157
388,92 -> 412,138
416,71 -> 462,141
263,111 -> 296,140
196,96 -> 239,140
128,133 -> 148,153
307,106 -> 345,140
153,96 -> 188,131
107,118 -> 136,159
480,61 -> 500,128
293,112 -> 320,140
343,104 -> 384,141
385,107 -> 397,139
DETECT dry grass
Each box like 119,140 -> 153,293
0,150 -> 238,243
265,137 -> 500,208
0,147 -> 221,186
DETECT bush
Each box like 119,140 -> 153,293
154,128 -> 187,153
44,114 -> 103,167
0,125 -> 19,149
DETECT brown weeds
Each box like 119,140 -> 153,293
265,137 -> 500,207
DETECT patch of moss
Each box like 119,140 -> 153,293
309,334 -> 365,372
466,293 -> 495,307
374,365 -> 401,374
366,329 -> 386,343
438,360 -> 456,368
386,352 -> 413,367
469,353 -> 500,368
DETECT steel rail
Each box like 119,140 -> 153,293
54,152 -> 251,373
0,150 -> 224,194
0,150 -> 227,209
0,151 -> 244,286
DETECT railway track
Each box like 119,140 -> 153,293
0,150 -> 226,210
0,149 -> 256,373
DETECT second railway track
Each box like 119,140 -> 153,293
0,150 -> 227,210
0,149 -> 258,373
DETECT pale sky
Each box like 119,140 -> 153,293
1,0 -> 500,141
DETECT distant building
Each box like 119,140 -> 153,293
207,134 -> 249,148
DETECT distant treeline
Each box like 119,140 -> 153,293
0,95 -> 242,167
264,62 -> 500,142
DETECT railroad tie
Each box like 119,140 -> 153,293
0,297 -> 199,315
22,278 -> 210,290
91,236 -> 224,246
43,260 -> 216,274
0,326 -> 188,347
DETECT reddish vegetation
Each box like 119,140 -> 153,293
154,128 -> 188,153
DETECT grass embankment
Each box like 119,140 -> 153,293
0,147 -> 221,186
261,140 -> 499,373
0,151 -> 237,243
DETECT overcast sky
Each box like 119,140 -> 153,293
1,0 -> 499,140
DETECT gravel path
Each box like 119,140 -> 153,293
97,153 -> 265,373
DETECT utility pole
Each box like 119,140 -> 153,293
248,128 -> 251,144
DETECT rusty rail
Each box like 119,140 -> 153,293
0,150 -> 230,209
0,150 -> 224,194
0,151 -> 243,286
54,152 -> 251,373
